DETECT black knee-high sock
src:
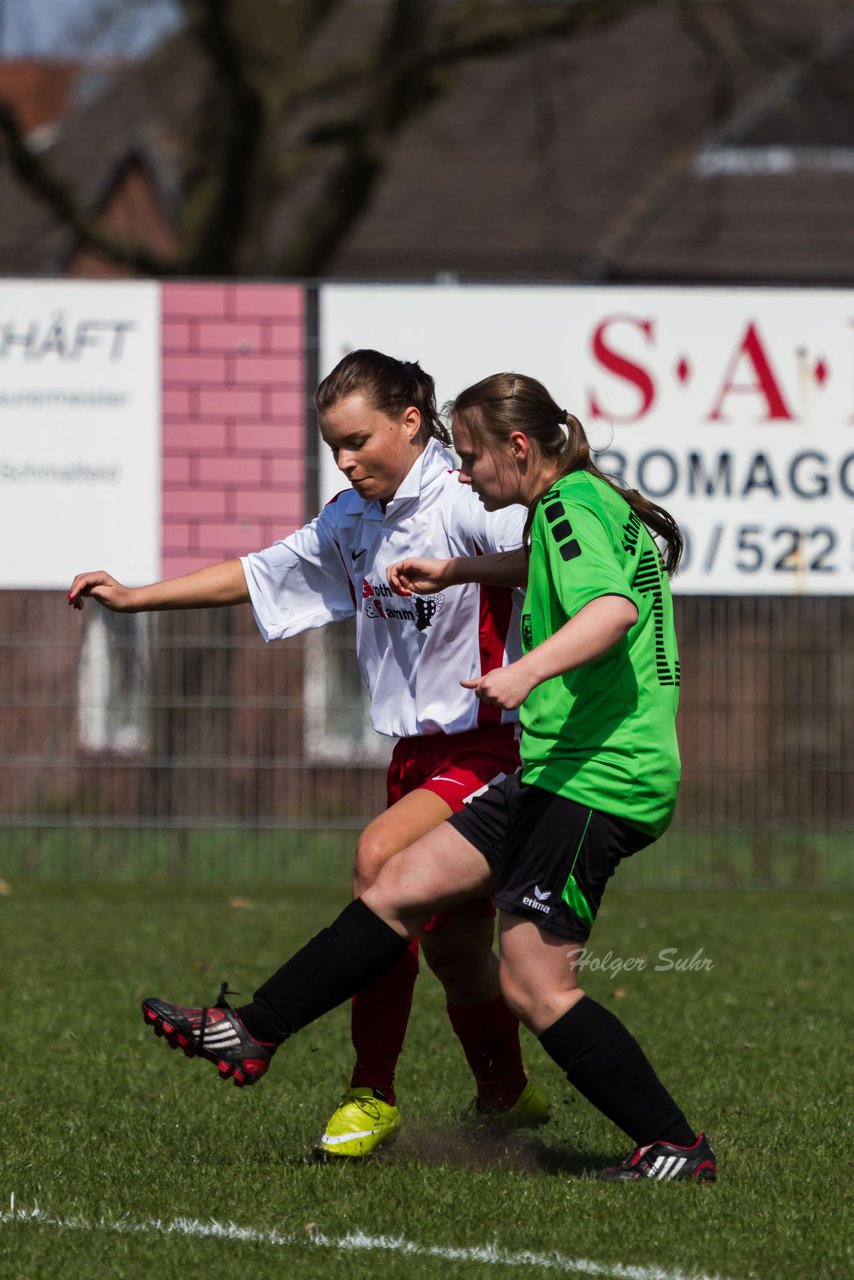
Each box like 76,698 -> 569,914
237,899 -> 410,1046
538,995 -> 696,1147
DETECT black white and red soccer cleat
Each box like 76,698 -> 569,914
141,982 -> 276,1088
597,1132 -> 717,1182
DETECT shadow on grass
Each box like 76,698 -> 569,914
305,1127 -> 609,1178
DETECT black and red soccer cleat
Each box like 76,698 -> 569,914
597,1132 -> 717,1182
141,982 -> 276,1088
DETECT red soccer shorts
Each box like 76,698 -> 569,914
386,723 -> 520,932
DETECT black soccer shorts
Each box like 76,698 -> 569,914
448,771 -> 652,941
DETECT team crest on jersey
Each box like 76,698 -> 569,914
362,578 -> 446,631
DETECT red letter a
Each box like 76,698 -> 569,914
708,322 -> 795,422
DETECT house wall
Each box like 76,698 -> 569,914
68,160 -> 179,279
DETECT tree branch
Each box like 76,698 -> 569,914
0,101 -> 177,276
0,0 -> 664,279
284,0 -> 653,117
428,0 -> 653,70
277,0 -> 655,274
179,0 -> 346,273
277,0 -> 436,276
179,0 -> 267,272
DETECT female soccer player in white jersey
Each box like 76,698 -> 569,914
140,370 -> 716,1182
70,351 -> 548,1158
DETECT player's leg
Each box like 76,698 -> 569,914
248,822 -> 497,1047
498,914 -> 715,1181
490,790 -> 715,1182
318,726 -> 544,1158
141,822 -> 491,1087
419,907 -> 548,1121
350,788 -> 455,1098
414,734 -> 548,1122
353,788 -> 454,896
315,787 -> 453,1159
364,819 -> 496,919
495,913 -> 585,1033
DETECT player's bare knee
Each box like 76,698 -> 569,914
498,979 -> 529,1024
366,853 -> 409,910
362,875 -> 402,925
421,948 -> 456,990
423,935 -> 494,1002
354,827 -> 394,885
421,938 -> 463,987
497,961 -> 535,1023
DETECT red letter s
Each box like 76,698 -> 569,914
588,316 -> 656,424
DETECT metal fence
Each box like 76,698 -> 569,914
1,589 -> 851,888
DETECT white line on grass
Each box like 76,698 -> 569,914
2,1196 -> 728,1280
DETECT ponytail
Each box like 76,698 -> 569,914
449,375 -> 683,576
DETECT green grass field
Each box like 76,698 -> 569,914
3,824 -> 851,889
1,880 -> 851,1280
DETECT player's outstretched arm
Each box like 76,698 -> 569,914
68,560 -> 250,613
388,548 -> 527,596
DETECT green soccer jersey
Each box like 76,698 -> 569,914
520,470 -> 681,838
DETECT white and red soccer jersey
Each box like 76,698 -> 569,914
241,439 -> 525,738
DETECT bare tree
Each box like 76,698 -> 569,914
2,0 -> 839,278
0,0 -> 661,277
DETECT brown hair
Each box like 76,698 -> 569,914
315,349 -> 450,445
448,372 -> 683,575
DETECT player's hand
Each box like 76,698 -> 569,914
67,570 -> 135,612
387,557 -> 453,597
460,662 -> 537,711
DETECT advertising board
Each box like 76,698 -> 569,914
0,281 -> 160,589
321,285 -> 853,594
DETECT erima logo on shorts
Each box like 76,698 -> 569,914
522,885 -> 552,914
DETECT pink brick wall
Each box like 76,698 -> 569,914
161,284 -> 306,577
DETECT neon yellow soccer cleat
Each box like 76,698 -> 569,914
474,1078 -> 551,1126
312,1086 -> 402,1160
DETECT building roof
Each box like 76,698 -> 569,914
0,0 -> 851,284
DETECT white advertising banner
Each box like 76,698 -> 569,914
0,280 -> 160,589
320,285 -> 854,595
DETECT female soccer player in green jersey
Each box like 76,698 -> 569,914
142,371 -> 716,1182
